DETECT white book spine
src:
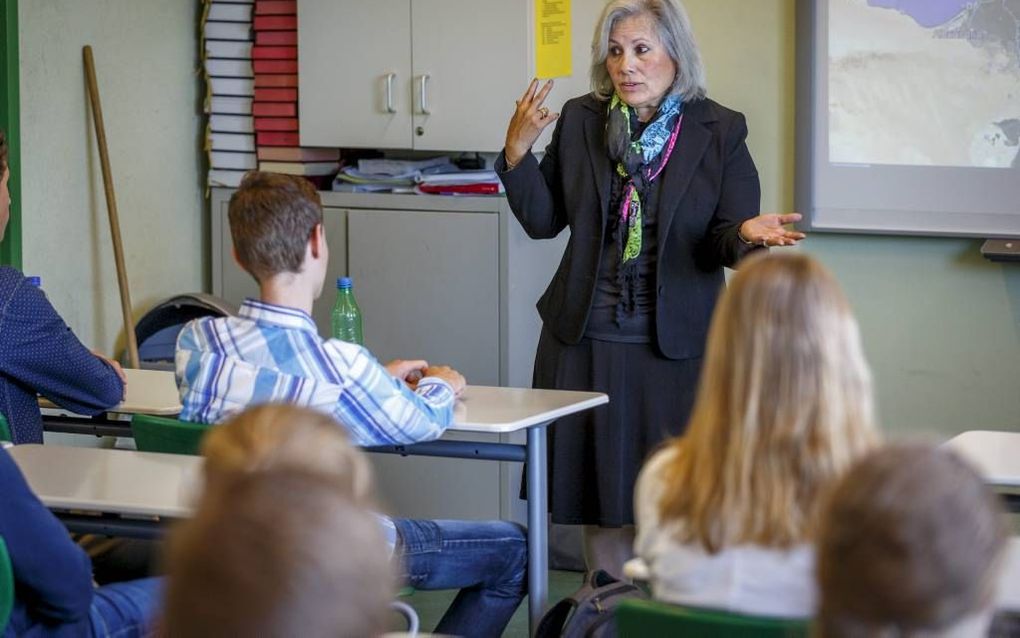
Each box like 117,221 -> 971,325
205,59 -> 254,78
204,40 -> 253,59
209,114 -> 254,133
207,4 -> 252,22
211,151 -> 257,170
208,96 -> 253,115
210,132 -> 256,152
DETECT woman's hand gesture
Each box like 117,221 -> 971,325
739,213 -> 806,247
504,79 -> 559,167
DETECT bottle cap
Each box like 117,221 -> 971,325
337,276 -> 353,289
26,276 -> 41,287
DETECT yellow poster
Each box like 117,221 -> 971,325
535,0 -> 571,78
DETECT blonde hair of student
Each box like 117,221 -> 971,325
164,469 -> 395,638
815,444 -> 1009,637
200,403 -> 376,505
658,253 -> 878,552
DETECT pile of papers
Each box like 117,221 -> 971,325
332,157 -> 503,195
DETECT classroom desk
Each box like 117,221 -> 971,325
7,444 -> 200,538
36,383 -> 607,635
944,430 -> 1020,512
41,368 -> 182,436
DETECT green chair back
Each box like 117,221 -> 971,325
615,599 -> 810,638
130,413 -> 208,456
0,537 -> 15,631
0,414 -> 11,443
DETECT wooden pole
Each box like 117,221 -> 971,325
82,45 -> 139,369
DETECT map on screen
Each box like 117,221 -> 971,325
828,0 -> 1020,168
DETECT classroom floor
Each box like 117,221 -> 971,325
394,569 -> 584,637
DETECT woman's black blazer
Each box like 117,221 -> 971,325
498,93 -> 762,360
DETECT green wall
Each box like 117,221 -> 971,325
686,0 -> 1020,437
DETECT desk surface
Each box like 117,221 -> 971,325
451,386 -> 607,433
944,430 -> 1020,487
8,444 -> 200,518
40,368 -> 182,416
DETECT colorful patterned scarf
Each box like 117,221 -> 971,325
606,93 -> 684,264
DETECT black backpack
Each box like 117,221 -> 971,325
536,570 -> 648,638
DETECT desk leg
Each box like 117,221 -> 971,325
527,424 -> 549,637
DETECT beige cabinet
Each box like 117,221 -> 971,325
298,0 -> 602,152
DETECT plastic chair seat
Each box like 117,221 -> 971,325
615,598 -> 809,637
130,413 -> 207,455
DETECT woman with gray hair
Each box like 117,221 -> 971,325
497,0 -> 804,576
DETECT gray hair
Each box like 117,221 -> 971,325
590,0 -> 707,102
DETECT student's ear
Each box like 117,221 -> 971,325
310,223 -> 326,259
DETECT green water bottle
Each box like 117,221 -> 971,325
331,276 -> 363,345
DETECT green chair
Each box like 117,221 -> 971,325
0,414 -> 11,444
130,414 -> 208,456
615,599 -> 810,638
0,537 -> 15,631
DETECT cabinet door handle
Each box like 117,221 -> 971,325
418,74 -> 431,115
384,73 -> 397,114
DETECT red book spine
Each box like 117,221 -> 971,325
252,46 -> 297,60
253,59 -> 298,74
257,131 -> 301,146
252,102 -> 297,117
255,30 -> 297,46
254,74 -> 298,88
254,88 -> 298,103
253,15 -> 297,31
255,1 -> 297,15
255,117 -> 299,132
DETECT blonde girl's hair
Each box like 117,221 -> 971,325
200,403 -> 376,505
658,253 -> 879,552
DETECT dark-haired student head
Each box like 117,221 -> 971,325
163,468 -> 395,638
816,444 -> 1009,638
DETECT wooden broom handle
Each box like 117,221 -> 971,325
83,45 -> 139,369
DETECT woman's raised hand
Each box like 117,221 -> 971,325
504,79 -> 559,167
738,213 -> 807,247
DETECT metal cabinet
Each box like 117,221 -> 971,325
297,0 -> 602,152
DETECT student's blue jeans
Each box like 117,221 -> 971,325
393,518 -> 527,638
88,577 -> 161,637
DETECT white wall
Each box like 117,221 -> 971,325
19,0 -> 205,356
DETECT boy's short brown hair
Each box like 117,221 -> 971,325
228,171 -> 323,282
164,468 -> 395,637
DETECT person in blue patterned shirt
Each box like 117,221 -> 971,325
175,172 -> 526,637
0,130 -> 126,444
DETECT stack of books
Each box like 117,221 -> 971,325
203,0 -> 256,188
252,0 -> 339,185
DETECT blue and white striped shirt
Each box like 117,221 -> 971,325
175,299 -> 456,447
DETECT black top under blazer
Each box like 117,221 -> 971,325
498,93 -> 763,360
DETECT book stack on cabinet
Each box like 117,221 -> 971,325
253,0 -> 339,185
202,0 -> 256,188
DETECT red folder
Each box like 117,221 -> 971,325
253,46 -> 297,60
254,117 -> 299,132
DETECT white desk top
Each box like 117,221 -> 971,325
944,430 -> 1020,487
40,368 -> 182,416
450,386 -> 608,434
8,444 -> 199,518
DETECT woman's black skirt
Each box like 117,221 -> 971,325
531,326 -> 702,526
